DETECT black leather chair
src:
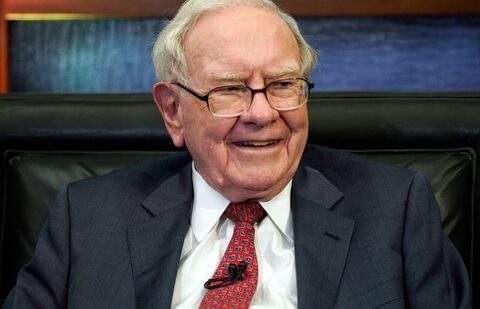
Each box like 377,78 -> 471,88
0,92 -> 478,306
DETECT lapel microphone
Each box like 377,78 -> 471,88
204,261 -> 248,289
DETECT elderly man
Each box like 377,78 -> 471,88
4,0 -> 470,308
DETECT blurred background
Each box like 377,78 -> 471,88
1,0 -> 479,93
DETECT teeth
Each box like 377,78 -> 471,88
235,140 -> 277,147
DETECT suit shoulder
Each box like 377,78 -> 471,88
301,145 -> 419,195
65,151 -> 191,207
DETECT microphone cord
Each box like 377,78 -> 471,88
204,261 -> 248,289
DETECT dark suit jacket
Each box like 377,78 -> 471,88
3,145 -> 470,308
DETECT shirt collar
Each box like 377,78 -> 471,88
191,163 -> 230,243
191,163 -> 293,243
260,180 -> 293,242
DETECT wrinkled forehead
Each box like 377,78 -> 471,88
185,6 -> 289,42
182,5 -> 301,81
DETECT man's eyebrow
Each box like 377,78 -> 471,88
207,64 -> 301,84
266,65 -> 301,79
209,72 -> 246,83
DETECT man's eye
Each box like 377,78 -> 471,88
225,86 -> 243,92
272,81 -> 296,89
215,86 -> 245,95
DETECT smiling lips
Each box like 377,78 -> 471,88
233,140 -> 281,147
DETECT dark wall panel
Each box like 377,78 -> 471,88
9,19 -> 165,93
8,16 -> 480,93
306,17 -> 480,91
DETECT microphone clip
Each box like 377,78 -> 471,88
204,261 -> 248,289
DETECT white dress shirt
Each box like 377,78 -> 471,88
171,164 -> 297,308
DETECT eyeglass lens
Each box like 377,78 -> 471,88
208,79 -> 310,117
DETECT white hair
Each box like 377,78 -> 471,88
152,0 -> 318,83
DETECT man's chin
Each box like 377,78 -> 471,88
226,177 -> 285,201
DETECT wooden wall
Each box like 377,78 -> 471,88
2,0 -> 480,92
4,0 -> 480,17
0,0 -> 7,92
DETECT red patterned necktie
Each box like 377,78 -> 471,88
200,201 -> 266,309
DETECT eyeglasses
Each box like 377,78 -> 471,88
173,77 -> 314,118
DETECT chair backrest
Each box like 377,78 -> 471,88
0,92 -> 478,305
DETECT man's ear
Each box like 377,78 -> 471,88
152,82 -> 185,147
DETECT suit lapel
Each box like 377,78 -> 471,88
292,163 -> 355,309
126,157 -> 354,308
127,164 -> 193,309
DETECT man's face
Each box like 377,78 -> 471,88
154,6 -> 309,202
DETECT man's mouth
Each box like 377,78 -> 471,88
233,140 -> 280,147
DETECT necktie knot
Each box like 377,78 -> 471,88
224,201 -> 266,225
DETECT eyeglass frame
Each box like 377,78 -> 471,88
172,77 -> 314,118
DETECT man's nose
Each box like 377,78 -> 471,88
239,91 -> 279,125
